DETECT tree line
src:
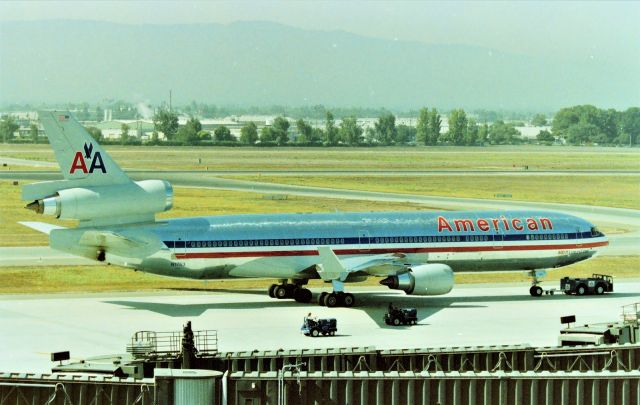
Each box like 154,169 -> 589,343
143,107 -> 537,147
1,104 -> 639,147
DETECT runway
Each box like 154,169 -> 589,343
1,282 -> 639,373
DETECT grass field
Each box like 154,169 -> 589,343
2,144 -> 640,171
0,256 -> 636,295
229,175 -> 640,210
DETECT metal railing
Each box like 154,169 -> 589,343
126,329 -> 218,358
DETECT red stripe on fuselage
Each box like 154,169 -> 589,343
174,241 -> 608,259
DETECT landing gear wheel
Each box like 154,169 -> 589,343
294,288 -> 313,303
318,292 -> 328,306
595,284 -> 605,295
325,293 -> 338,308
268,284 -> 277,298
529,286 -> 543,297
343,293 -> 355,307
576,285 -> 587,296
274,285 -> 288,299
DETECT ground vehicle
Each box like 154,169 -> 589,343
558,302 -> 639,346
560,274 -> 613,296
301,318 -> 337,337
384,306 -> 418,326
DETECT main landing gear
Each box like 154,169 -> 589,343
268,280 -> 312,303
318,291 -> 355,308
267,279 -> 356,307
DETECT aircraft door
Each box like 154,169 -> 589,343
359,229 -> 371,252
492,228 -> 504,250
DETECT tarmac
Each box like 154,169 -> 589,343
1,281 -> 639,374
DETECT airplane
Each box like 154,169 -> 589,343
20,111 -> 609,307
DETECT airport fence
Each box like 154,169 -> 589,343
146,343 -> 638,375
227,370 -> 640,405
0,373 -> 153,405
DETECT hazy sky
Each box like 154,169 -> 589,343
1,0 -> 638,63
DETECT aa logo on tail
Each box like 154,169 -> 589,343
70,142 -> 106,174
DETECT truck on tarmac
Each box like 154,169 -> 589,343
560,274 -> 613,296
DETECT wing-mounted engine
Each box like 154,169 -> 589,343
25,180 -> 173,226
380,263 -> 454,296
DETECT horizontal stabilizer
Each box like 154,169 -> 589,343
19,221 -> 66,235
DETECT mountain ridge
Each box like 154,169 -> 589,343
0,20 -> 636,110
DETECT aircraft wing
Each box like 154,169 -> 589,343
316,246 -> 409,281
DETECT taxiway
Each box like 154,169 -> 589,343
1,281 -> 638,373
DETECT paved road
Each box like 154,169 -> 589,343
2,169 -> 640,177
0,157 -> 57,168
1,282 -> 638,373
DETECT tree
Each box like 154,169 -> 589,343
272,116 -> 290,145
478,123 -> 489,144
416,108 -> 430,145
464,118 -> 478,146
373,113 -> 396,145
427,108 -> 442,145
213,125 -> 234,142
324,112 -> 339,145
29,123 -> 39,143
531,114 -> 547,126
153,108 -> 179,140
0,115 -> 18,143
566,122 -> 601,145
396,125 -> 416,145
620,107 -> 640,145
295,119 -> 313,144
447,109 -> 467,145
597,109 -> 618,143
339,116 -> 363,146
86,126 -> 103,141
489,120 -> 520,144
120,123 -> 130,144
537,129 -> 555,144
177,116 -> 203,144
260,126 -> 276,143
240,122 -> 258,145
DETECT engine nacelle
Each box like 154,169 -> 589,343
26,180 -> 173,222
380,264 -> 454,296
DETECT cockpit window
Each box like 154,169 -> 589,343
591,227 -> 602,237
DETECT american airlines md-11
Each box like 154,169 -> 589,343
21,111 -> 609,307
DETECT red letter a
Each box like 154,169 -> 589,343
69,152 -> 88,174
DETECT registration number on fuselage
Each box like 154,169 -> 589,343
558,249 -> 588,256
171,261 -> 186,268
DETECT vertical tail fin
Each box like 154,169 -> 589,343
38,110 -> 131,185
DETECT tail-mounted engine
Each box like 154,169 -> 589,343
25,180 -> 173,224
